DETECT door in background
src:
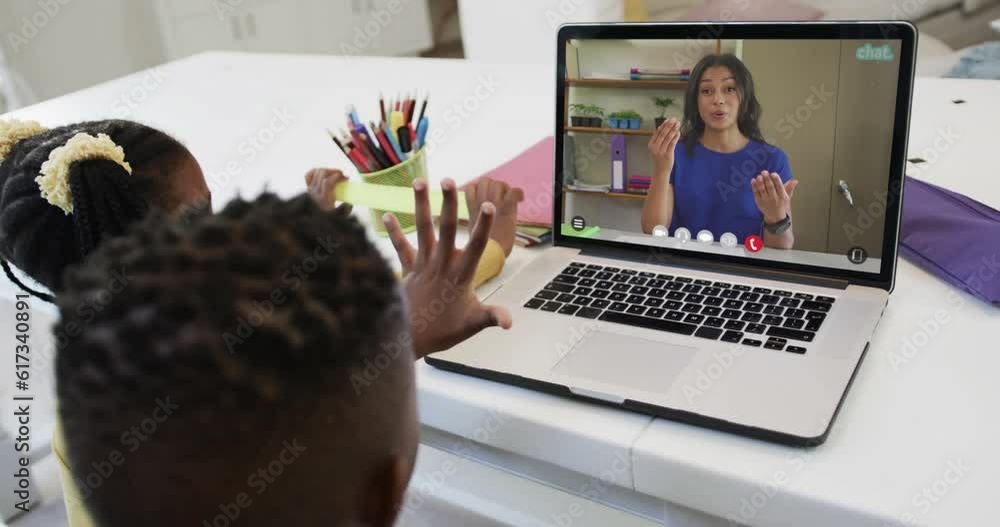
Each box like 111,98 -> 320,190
825,40 -> 903,260
741,39 -> 840,255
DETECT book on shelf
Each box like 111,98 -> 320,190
627,175 -> 651,194
630,73 -> 690,81
631,68 -> 691,75
566,182 -> 611,192
581,72 -> 632,80
628,177 -> 651,186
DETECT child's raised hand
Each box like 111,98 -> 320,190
383,178 -> 513,358
305,168 -> 349,211
463,177 -> 524,257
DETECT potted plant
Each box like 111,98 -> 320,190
607,111 -> 622,129
569,103 -> 588,127
586,104 -> 604,127
569,104 -> 605,128
620,110 -> 642,129
652,96 -> 675,127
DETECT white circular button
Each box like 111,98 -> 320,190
697,230 -> 714,243
673,227 -> 691,242
720,232 -> 738,248
652,225 -> 669,237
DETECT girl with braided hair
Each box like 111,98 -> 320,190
0,118 -> 209,301
0,118 -> 520,302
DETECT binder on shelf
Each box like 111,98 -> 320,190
611,135 -> 626,192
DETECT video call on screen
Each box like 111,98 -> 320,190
561,38 -> 902,273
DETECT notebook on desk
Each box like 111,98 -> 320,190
465,136 -> 554,227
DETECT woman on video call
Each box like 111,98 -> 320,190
641,53 -> 798,249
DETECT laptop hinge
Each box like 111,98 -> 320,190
579,245 -> 849,290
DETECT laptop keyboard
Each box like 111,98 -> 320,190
523,262 -> 837,354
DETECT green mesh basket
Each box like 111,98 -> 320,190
361,147 -> 427,235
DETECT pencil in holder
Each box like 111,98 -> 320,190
361,147 -> 427,235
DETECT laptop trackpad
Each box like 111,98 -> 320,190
550,331 -> 697,395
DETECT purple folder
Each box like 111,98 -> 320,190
900,177 -> 1000,306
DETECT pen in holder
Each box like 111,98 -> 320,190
361,147 -> 428,235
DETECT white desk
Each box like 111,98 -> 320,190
3,53 -> 999,527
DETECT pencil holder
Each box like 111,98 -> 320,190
361,147 -> 427,235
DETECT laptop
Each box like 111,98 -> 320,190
427,21 -> 916,446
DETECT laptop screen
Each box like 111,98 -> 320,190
557,27 -> 912,284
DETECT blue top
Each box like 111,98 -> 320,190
668,139 -> 792,241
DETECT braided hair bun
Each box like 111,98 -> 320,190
0,119 -> 190,300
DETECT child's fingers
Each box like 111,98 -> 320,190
503,186 -> 523,211
490,305 -> 513,330
412,179 -> 436,264
466,304 -> 512,335
321,177 -> 336,200
476,304 -> 512,331
305,168 -> 318,185
465,180 -> 479,213
432,179 -> 459,270
456,202 -> 495,285
383,213 -> 416,273
478,178 -> 493,205
490,179 -> 502,199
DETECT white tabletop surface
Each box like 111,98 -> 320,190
4,52 -> 999,527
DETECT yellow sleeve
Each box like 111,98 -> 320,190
392,239 -> 507,289
471,239 -> 507,289
54,420 -> 97,527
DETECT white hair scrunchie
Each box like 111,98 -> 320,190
0,118 -> 48,163
35,132 -> 133,215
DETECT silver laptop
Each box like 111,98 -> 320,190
427,21 -> 916,446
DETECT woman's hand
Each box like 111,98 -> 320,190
304,168 -> 349,211
648,118 -> 681,179
463,177 -> 524,256
752,171 -> 799,224
384,178 -> 513,358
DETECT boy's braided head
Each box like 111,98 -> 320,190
56,193 -> 416,526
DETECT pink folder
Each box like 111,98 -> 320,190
464,136 -> 554,227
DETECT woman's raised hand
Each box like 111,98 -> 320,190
751,171 -> 799,224
648,118 -> 681,179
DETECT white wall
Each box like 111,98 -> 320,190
0,0 -> 434,107
0,0 -> 165,103
458,0 -> 622,65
